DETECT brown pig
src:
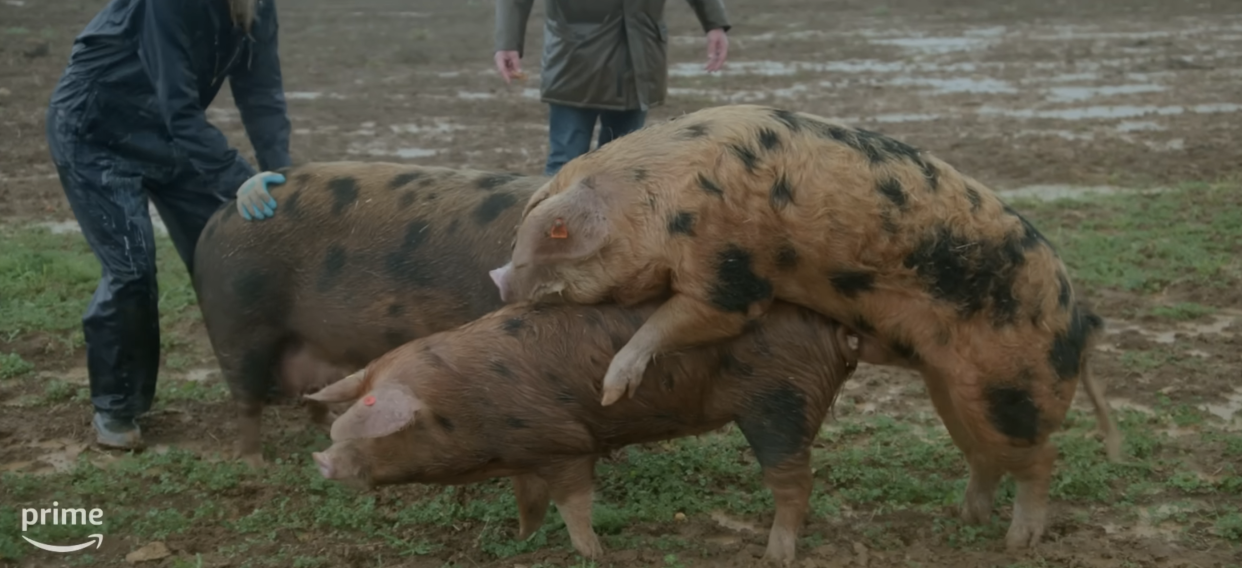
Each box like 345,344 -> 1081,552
192,161 -> 546,465
306,299 -> 861,563
487,103 -> 1122,550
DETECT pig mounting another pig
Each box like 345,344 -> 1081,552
307,299 -> 862,563
489,103 -> 1122,551
192,161 -> 546,464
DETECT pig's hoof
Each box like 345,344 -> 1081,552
1004,518 -> 1044,551
959,495 -> 992,525
599,349 -> 651,406
571,536 -> 604,560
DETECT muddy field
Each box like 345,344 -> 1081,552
1,0 -> 1241,567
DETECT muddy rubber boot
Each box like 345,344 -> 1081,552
92,412 -> 144,450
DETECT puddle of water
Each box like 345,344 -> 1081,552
1016,129 -> 1095,141
711,511 -> 760,533
871,36 -> 991,54
887,76 -> 1017,94
1103,315 -> 1238,344
1110,398 -> 1156,415
457,91 -> 495,100
995,184 -> 1136,201
286,91 -> 346,101
979,103 -> 1242,121
1116,120 -> 1164,132
1200,387 -> 1242,424
388,120 -> 468,134
184,368 -> 220,383
1045,84 -> 1166,103
1046,72 -> 1103,83
4,0 -> 26,6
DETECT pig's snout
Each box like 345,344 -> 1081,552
489,264 -> 512,303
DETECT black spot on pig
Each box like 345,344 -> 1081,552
757,128 -> 782,151
490,360 -> 514,380
231,269 -> 269,312
770,108 -> 803,132
735,383 -> 809,468
476,174 -> 517,191
387,304 -> 404,317
775,244 -> 798,270
328,177 -> 359,216
904,225 -> 1027,321
877,177 -> 907,209
709,245 -> 774,313
277,187 -> 304,218
384,222 -> 435,288
399,191 -> 416,209
385,329 -> 409,349
681,123 -> 710,138
729,143 -> 760,173
419,178 -> 436,188
1003,204 -> 1049,250
965,185 -> 982,212
317,245 -> 348,292
668,211 -> 696,236
890,338 -> 919,363
435,414 -> 455,432
502,317 -> 525,335
1048,304 -> 1102,381
1057,272 -> 1072,308
506,416 -> 529,429
423,192 -> 438,202
985,384 -> 1040,443
828,270 -> 875,298
770,173 -> 794,210
853,316 -> 875,334
238,347 -> 277,401
473,192 -> 518,225
720,351 -> 755,377
446,219 -> 459,235
697,174 -> 724,199
202,218 -> 218,242
633,168 -> 649,182
389,171 -> 422,189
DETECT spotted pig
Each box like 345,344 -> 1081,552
192,161 -> 544,465
306,299 -> 860,563
488,103 -> 1122,550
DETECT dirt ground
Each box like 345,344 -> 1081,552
1,0 -> 1241,567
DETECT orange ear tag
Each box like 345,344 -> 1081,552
363,395 -> 376,406
549,218 -> 568,239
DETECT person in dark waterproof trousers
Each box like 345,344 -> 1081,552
45,0 -> 292,450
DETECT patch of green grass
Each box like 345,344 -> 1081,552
1146,302 -> 1216,321
0,224 -> 201,358
1009,181 -> 1242,294
0,351 -> 35,379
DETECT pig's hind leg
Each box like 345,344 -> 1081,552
602,292 -> 766,405
735,395 -> 816,564
512,474 -> 552,540
213,331 -> 288,467
536,457 -> 604,559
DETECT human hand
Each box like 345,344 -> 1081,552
705,28 -> 728,72
236,171 -> 284,221
494,50 -> 525,84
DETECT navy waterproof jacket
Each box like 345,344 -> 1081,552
50,0 -> 291,193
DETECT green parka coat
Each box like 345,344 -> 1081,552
495,0 -> 731,112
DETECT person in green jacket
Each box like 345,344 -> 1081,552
494,0 -> 731,176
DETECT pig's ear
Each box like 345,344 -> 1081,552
304,369 -> 368,403
526,181 -> 611,264
328,383 -> 423,441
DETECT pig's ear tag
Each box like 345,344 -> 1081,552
362,395 -> 376,406
549,218 -> 568,239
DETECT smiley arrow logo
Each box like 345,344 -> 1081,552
22,534 -> 103,553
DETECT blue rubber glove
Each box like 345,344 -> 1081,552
236,171 -> 285,221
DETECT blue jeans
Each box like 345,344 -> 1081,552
544,103 -> 647,176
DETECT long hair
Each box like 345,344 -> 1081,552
229,0 -> 257,33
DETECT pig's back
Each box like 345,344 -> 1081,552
193,162 -> 544,366
416,300 -> 850,456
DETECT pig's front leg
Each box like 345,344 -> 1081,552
513,474 -> 551,540
601,293 -> 761,406
539,457 -> 603,559
759,451 -> 813,564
